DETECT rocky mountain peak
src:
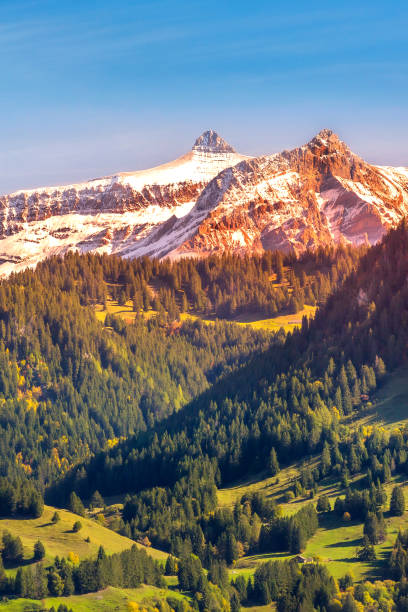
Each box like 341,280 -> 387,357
156,129 -> 408,260
292,129 -> 362,179
306,129 -> 351,155
316,128 -> 336,140
192,130 -> 236,154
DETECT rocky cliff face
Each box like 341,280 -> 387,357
192,129 -> 236,153
0,129 -> 407,274
131,130 -> 408,259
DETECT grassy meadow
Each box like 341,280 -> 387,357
0,583 -> 189,612
0,504 -> 167,576
95,297 -> 316,333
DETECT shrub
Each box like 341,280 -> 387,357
67,551 -> 80,565
284,491 -> 295,503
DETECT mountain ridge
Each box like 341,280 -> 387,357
0,130 -> 249,274
0,129 -> 407,274
131,129 -> 408,259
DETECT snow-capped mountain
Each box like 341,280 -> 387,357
0,129 -> 407,274
0,130 -> 249,274
129,129 -> 408,259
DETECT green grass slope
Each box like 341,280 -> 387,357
231,493 -> 408,582
0,504 -> 167,572
0,583 -> 188,612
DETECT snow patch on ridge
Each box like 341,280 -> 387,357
7,150 -> 248,200
0,203 -> 197,276
316,187 -> 345,241
0,130 -> 252,274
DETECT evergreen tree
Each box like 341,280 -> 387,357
363,514 -> 379,545
390,486 -> 405,516
90,491 -> 104,509
225,533 -> 239,566
14,568 -> 24,596
289,525 -> 306,554
0,554 -> 6,592
316,495 -> 331,513
69,493 -> 85,517
356,536 -> 376,561
342,592 -> 359,612
62,564 -> 75,596
2,531 -> 24,564
230,588 -> 241,612
33,563 -> 48,599
48,570 -> 64,596
321,442 -> 331,475
268,448 -> 279,476
34,540 -> 45,560
165,555 -> 177,576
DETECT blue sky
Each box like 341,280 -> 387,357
1,0 -> 407,193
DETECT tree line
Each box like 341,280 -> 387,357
0,543 -> 164,600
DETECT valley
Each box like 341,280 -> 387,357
3,0 -> 408,608
0,165 -> 407,612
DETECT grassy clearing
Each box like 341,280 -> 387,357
95,299 -> 139,324
218,457 -> 322,514
231,305 -> 316,332
369,366 -> 408,428
0,504 -> 167,574
180,306 -> 316,332
0,584 -> 189,612
226,471 -> 408,582
243,605 -> 276,612
95,297 -> 316,334
302,508 -> 408,581
231,500 -> 408,582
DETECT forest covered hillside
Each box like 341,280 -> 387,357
1,221 -> 408,611
0,246 -> 359,484
56,220 -> 408,502
43,219 -> 408,611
